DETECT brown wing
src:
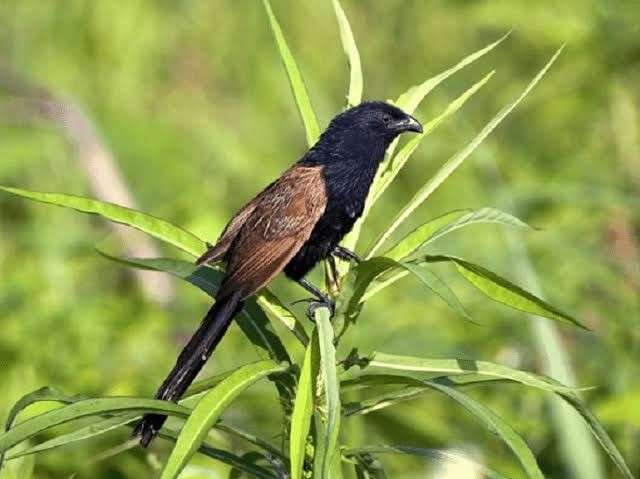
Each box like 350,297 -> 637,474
217,165 -> 326,299
196,196 -> 261,265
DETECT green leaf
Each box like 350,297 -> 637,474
384,208 -> 529,261
369,71 -> 495,211
0,387 -> 82,468
0,398 -> 189,456
559,395 -> 635,479
6,414 -> 139,460
422,254 -> 589,330
160,360 -> 286,479
343,257 -> 471,324
158,428 -> 277,479
289,330 -> 320,479
367,353 -> 578,395
344,445 -> 508,479
395,33 -> 509,115
262,0 -> 320,146
428,382 -> 544,479
331,0 -> 362,107
340,70 -> 495,263
98,250 -> 308,362
313,308 -> 341,479
368,47 -> 564,256
400,262 -> 473,323
0,187 -> 206,257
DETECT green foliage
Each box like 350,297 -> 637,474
0,1 -> 637,478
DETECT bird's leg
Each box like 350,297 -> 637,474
296,277 -> 335,320
332,245 -> 361,263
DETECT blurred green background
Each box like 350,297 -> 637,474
0,1 -> 638,477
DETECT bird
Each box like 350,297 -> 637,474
133,101 -> 422,447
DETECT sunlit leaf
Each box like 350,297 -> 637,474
160,360 -> 285,479
97,252 -> 303,357
428,382 -> 544,479
158,428 -> 276,479
262,0 -> 320,146
313,308 -> 341,479
331,0 -> 362,107
422,254 -> 588,329
368,47 -> 564,256
369,71 -> 495,212
344,445 -> 507,479
384,208 -> 529,261
0,187 -> 206,256
342,257 -> 471,324
6,414 -> 139,460
289,330 -> 319,479
0,398 -> 189,457
367,353 -> 578,394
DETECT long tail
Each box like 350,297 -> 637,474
133,291 -> 244,447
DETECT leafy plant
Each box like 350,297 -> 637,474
0,1 -> 634,478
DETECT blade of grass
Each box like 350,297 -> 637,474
97,252 -> 306,354
313,308 -> 341,479
344,445 -> 507,479
158,428 -> 277,479
369,71 -> 495,210
367,353 -> 578,394
0,398 -> 189,456
339,33 -> 509,265
368,47 -> 564,257
331,0 -> 362,107
289,329 -> 320,479
421,254 -> 588,330
5,414 -> 139,460
160,360 -> 285,479
0,187 -> 206,257
262,0 -> 320,146
427,382 -> 544,479
384,207 -> 529,261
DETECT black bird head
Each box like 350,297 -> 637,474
308,101 -> 423,166
334,101 -> 423,139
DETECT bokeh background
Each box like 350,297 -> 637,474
0,1 -> 638,478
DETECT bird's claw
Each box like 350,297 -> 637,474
306,298 -> 335,321
333,245 -> 361,263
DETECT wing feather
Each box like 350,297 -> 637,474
217,165 -> 326,298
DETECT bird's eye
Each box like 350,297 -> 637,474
382,114 -> 391,124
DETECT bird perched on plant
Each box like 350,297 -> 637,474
134,101 -> 422,446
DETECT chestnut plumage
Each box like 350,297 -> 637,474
133,101 -> 422,446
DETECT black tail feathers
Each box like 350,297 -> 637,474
133,291 -> 244,447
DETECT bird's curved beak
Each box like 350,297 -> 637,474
393,115 -> 423,134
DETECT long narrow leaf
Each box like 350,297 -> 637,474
160,360 -> 285,479
0,187 -> 206,256
313,308 -> 341,479
369,71 -> 495,211
344,445 -> 507,479
368,353 -> 577,394
0,398 -> 189,456
368,47 -> 564,256
97,252 -> 305,355
384,208 -> 529,261
331,0 -> 362,107
158,428 -> 277,479
344,257 -> 470,323
6,414 -> 139,460
339,34 -> 508,261
262,0 -> 320,146
428,382 -> 544,479
422,254 -> 588,330
0,387 -> 83,468
289,330 -> 320,479
559,395 -> 634,479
